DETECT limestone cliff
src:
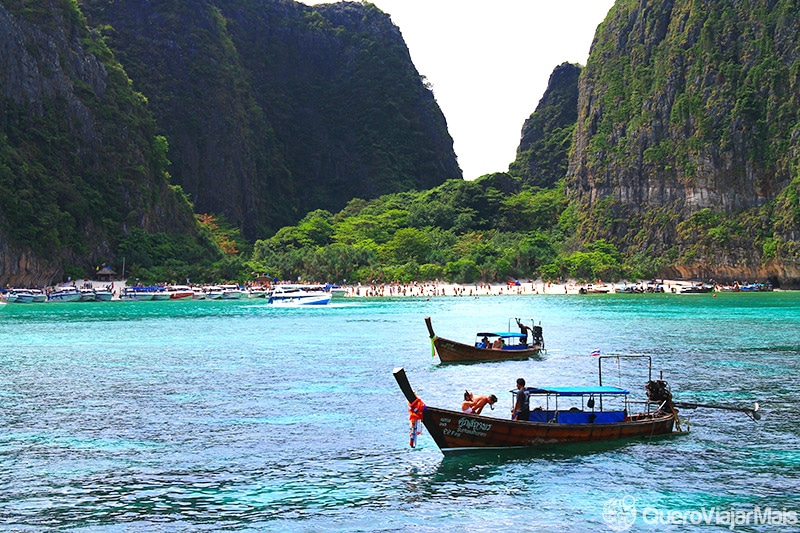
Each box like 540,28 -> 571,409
81,0 -> 461,239
567,0 -> 800,286
0,1 -> 199,286
510,62 -> 581,189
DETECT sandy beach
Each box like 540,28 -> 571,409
338,279 -> 703,297
62,278 -> 737,300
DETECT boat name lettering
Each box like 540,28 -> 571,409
457,417 -> 493,433
439,417 -> 451,427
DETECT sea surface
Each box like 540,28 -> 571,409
1,292 -> 798,532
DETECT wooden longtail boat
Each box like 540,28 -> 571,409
425,316 -> 543,364
395,355 -> 682,454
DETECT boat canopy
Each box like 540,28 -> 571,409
524,386 -> 629,396
476,332 -> 527,339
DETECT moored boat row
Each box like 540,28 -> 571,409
1,286 -> 114,303
3,283 -> 338,306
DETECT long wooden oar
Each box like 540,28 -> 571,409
672,401 -> 761,421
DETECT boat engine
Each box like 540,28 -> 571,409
645,379 -> 672,403
532,326 -> 544,348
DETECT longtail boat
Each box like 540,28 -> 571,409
425,316 -> 543,364
395,355 -> 761,454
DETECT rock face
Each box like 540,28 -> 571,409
0,0 -> 459,285
0,2 -> 198,286
510,62 -> 581,189
81,0 -> 461,239
566,0 -> 800,286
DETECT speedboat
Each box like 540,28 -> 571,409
79,288 -> 97,301
220,284 -> 247,299
9,289 -> 35,303
149,287 -> 172,300
166,285 -> 194,300
248,287 -> 268,298
268,285 -> 332,306
47,286 -> 82,302
1,291 -> 18,304
120,287 -> 154,301
23,288 -> 48,303
205,286 -> 224,299
92,287 -> 114,301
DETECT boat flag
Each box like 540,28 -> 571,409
590,348 -> 601,357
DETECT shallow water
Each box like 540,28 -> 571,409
0,292 -> 798,531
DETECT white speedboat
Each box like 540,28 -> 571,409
29,288 -> 47,303
9,289 -> 35,303
93,288 -> 114,301
79,288 -> 97,302
150,288 -> 172,300
268,285 -> 332,306
120,288 -> 154,301
248,287 -> 268,298
205,286 -> 225,299
47,286 -> 82,302
166,285 -> 194,300
220,285 -> 246,299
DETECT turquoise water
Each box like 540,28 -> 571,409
1,293 -> 798,531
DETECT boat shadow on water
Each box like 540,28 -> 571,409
432,431 -> 688,463
402,434 -> 690,502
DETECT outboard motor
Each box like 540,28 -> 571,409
645,380 -> 672,403
532,325 -> 544,348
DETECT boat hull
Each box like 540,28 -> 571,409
269,293 -> 332,306
11,293 -> 34,303
433,336 -> 541,363
169,291 -> 194,300
48,290 -> 82,302
120,291 -> 154,301
419,406 -> 675,453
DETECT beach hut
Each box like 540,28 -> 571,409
96,266 -> 117,282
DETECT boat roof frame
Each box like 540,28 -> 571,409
523,385 -> 629,397
475,332 -> 526,339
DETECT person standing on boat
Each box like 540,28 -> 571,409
512,378 -> 529,421
516,318 -> 532,346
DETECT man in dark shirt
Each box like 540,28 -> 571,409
512,377 -> 529,421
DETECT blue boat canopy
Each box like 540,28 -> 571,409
476,332 -> 526,338
524,386 -> 629,396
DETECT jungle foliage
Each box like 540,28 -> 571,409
246,174 -> 656,285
